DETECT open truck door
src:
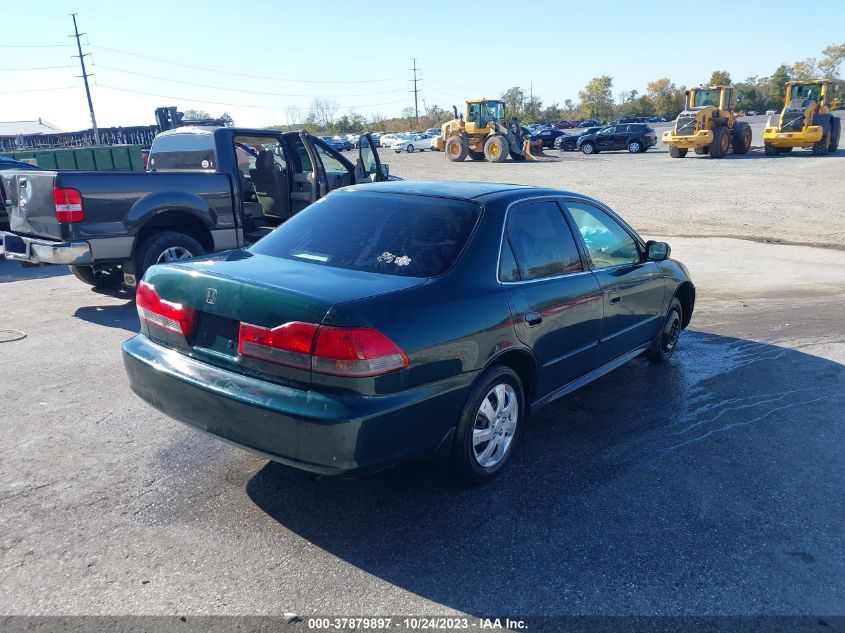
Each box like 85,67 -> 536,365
356,133 -> 388,182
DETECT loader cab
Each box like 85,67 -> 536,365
787,81 -> 830,109
465,99 -> 506,132
689,86 -> 734,111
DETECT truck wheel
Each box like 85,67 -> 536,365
135,232 -> 204,279
69,264 -> 123,288
468,150 -> 485,161
764,143 -> 777,156
829,118 -> 840,152
445,136 -> 468,162
732,122 -> 752,154
709,126 -> 729,158
668,145 -> 687,158
484,135 -> 509,162
694,146 -> 709,155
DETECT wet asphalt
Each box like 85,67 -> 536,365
0,239 -> 843,617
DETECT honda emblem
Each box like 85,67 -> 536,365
205,288 -> 217,305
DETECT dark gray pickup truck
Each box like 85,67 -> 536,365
0,127 -> 390,287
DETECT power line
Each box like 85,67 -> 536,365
0,43 -> 72,48
88,44 -> 402,84
0,86 -> 79,94
71,14 -> 99,144
0,65 -> 75,70
91,63 -> 407,98
94,82 -> 410,111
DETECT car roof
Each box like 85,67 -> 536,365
340,180 -> 589,203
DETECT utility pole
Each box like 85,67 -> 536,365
410,58 -> 420,125
71,14 -> 99,144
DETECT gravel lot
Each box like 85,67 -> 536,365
1,134 -> 844,621
384,117 -> 845,249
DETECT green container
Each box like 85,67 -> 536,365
0,145 -> 144,171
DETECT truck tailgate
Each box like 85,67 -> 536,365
6,170 -> 62,239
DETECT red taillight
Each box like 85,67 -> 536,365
53,188 -> 85,223
136,280 -> 195,336
313,326 -> 408,377
238,321 -> 408,377
238,321 -> 318,370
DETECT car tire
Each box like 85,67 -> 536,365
628,140 -> 643,153
69,264 -> 123,288
135,231 -> 204,280
581,142 -> 596,155
451,365 -> 524,484
647,298 -> 683,364
407,144 -> 414,153
669,145 -> 688,158
764,143 -> 778,156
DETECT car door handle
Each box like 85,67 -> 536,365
524,312 -> 542,327
610,295 -> 621,304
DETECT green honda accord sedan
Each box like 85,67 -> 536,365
123,181 -> 695,483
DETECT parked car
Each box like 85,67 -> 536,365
746,111 -> 758,116
0,129 -> 391,288
425,127 -> 441,136
533,127 -> 566,148
578,119 -> 602,128
391,133 -> 433,153
321,136 -> 346,151
0,156 -> 41,228
554,127 -> 602,151
379,133 -> 401,148
577,124 -> 657,154
123,181 -> 694,482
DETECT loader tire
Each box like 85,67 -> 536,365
469,150 -> 485,161
709,126 -> 730,158
764,143 -> 778,156
445,136 -> 468,162
732,122 -> 752,154
829,117 -> 840,152
668,145 -> 687,158
484,135 -> 509,163
694,146 -> 709,155
812,124 -> 830,156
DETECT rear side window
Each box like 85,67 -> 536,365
148,134 -> 216,171
250,191 -> 482,278
504,201 -> 583,281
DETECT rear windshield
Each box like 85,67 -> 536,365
250,191 -> 482,277
148,133 -> 216,171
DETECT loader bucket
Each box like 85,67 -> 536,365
524,140 -> 550,160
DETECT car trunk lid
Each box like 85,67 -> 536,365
141,251 -> 426,385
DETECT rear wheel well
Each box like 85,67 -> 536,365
136,210 -> 214,253
489,349 -> 538,405
674,282 -> 695,328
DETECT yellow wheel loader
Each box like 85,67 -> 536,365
662,85 -> 752,158
763,80 -> 840,156
431,99 -> 547,162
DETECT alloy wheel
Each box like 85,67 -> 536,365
472,383 -> 518,468
156,246 -> 194,264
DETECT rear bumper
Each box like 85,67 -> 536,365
662,129 -> 713,148
0,231 -> 92,265
122,335 -> 476,475
763,126 -> 823,147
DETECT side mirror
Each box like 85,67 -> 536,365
646,240 -> 671,261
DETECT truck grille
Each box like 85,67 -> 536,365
781,113 -> 805,133
674,114 -> 697,136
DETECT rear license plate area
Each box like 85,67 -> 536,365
192,312 -> 240,357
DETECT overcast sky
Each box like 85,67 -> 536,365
2,0 -> 844,131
